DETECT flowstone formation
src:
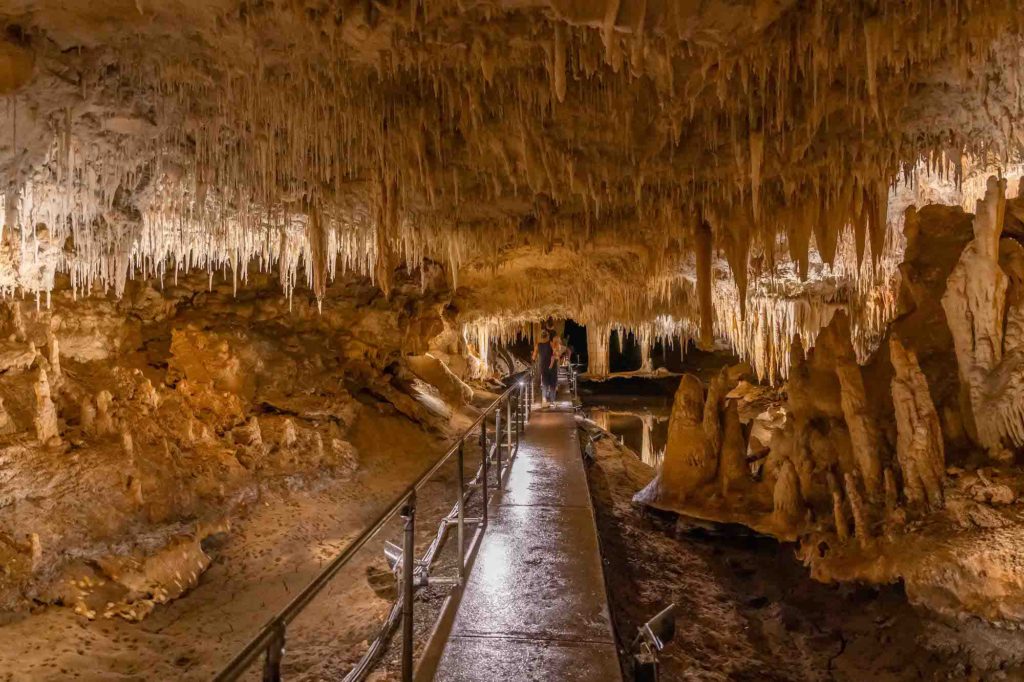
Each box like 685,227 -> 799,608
637,179 -> 1024,626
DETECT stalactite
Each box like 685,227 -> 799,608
0,0 -> 1019,390
695,219 -> 714,350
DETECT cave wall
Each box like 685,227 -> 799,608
0,267 -> 482,620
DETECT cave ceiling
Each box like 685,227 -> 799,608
1,0 -> 1024,372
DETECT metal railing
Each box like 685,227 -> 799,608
215,370 -> 535,682
558,362 -> 580,398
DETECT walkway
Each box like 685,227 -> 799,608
431,399 -> 623,681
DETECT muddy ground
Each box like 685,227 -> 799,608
584,427 -> 1024,682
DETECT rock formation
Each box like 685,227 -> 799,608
942,176 -> 1024,459
633,179 -> 1024,626
32,368 -> 59,445
0,269 -> 484,624
6,0 -> 1024,669
890,337 -> 945,509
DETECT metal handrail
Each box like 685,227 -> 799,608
215,369 -> 535,682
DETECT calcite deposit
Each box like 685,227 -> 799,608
0,267 -> 484,623
638,181 -> 1024,626
1,1 -> 1024,373
4,0 -> 1024,672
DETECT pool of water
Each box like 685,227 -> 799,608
579,380 -> 675,469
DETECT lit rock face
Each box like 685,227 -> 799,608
0,268 -> 476,619
0,2 -> 1024,376
637,180 -> 1024,624
942,177 -> 1024,458
4,0 -> 1024,630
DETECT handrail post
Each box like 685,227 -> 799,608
495,401 -> 503,481
456,441 -> 465,583
512,387 -> 520,440
401,494 -> 416,682
506,398 -> 512,458
525,375 -> 531,418
480,420 -> 488,527
262,621 -> 285,682
517,384 -> 523,446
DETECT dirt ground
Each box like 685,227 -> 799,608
584,426 -> 1024,682
0,409 -> 479,682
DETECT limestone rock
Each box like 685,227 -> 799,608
772,458 -> 803,526
890,337 -> 945,509
32,368 -> 59,445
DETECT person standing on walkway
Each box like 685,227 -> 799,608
551,331 -> 564,364
532,330 -> 558,405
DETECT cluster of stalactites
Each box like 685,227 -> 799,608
8,0 -> 1024,300
461,317 -> 538,371
0,164 -> 380,305
609,317 -> 696,362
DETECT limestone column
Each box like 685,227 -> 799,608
639,333 -> 653,372
587,324 -> 610,377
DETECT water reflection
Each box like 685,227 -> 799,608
588,406 -> 670,469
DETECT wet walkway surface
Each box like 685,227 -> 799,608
433,401 -> 622,681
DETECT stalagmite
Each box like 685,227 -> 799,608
639,413 -> 653,464
942,177 -> 1024,456
121,430 -> 135,462
33,368 -> 59,445
634,375 -> 718,506
718,400 -> 748,496
28,533 -> 41,572
843,473 -> 871,547
95,391 -> 114,436
80,397 -> 96,436
883,467 -> 905,531
47,335 -> 60,381
281,419 -> 298,449
0,398 -> 15,435
828,471 -> 850,542
890,337 -> 944,509
773,458 -> 803,527
821,316 -> 882,499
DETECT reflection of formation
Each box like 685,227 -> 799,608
589,408 -> 670,469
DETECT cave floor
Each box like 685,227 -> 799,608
432,403 -> 621,681
0,411 -> 457,681
585,429 -> 1024,681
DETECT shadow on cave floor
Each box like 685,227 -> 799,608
583,401 -> 1024,682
